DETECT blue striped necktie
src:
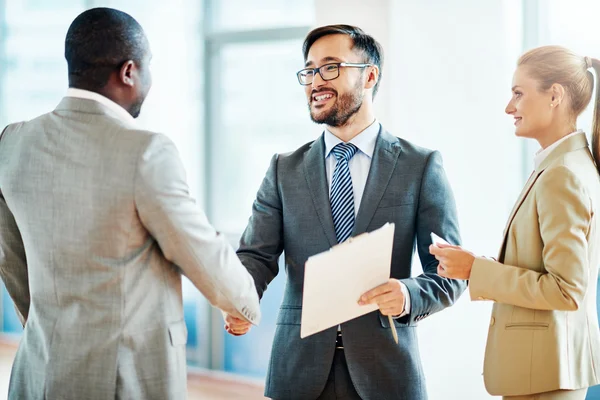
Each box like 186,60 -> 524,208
330,142 -> 358,243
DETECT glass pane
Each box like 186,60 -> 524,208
209,39 -> 319,234
1,285 -> 23,335
1,1 -> 86,126
209,0 -> 314,32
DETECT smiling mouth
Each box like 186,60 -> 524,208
314,93 -> 333,101
312,92 -> 336,106
514,117 -> 522,126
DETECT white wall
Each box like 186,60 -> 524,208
316,1 -> 528,398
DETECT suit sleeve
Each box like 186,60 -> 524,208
236,154 -> 283,299
399,151 -> 467,325
135,133 -> 261,325
469,165 -> 591,311
0,125 -> 30,326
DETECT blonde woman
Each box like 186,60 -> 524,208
430,46 -> 600,400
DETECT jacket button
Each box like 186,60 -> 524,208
490,317 -> 495,326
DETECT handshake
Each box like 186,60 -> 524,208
223,312 -> 253,336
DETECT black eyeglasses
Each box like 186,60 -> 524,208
296,62 -> 373,85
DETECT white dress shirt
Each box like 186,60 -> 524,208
324,120 -> 411,317
65,88 -> 136,125
534,130 -> 583,170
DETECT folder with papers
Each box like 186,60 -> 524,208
301,223 -> 396,339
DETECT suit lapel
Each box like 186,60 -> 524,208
497,132 -> 590,261
304,135 -> 338,247
497,171 -> 540,260
353,129 -> 402,235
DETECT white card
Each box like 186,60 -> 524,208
430,232 -> 450,246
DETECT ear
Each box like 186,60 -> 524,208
364,65 -> 379,91
550,83 -> 566,105
119,60 -> 136,87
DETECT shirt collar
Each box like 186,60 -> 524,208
534,130 -> 582,170
324,120 -> 380,159
65,88 -> 136,125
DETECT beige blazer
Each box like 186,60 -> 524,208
470,132 -> 600,397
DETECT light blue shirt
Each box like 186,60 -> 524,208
324,120 -> 380,217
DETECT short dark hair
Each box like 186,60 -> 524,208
302,24 -> 384,97
65,8 -> 148,90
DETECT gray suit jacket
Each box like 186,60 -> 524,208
238,128 -> 466,400
0,97 -> 260,400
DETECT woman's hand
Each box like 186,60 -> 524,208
429,243 -> 476,280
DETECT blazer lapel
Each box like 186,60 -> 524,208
304,135 -> 338,247
497,132 -> 590,261
497,171 -> 540,260
353,129 -> 402,236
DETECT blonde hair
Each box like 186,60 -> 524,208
518,45 -> 600,172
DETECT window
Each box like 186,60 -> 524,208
1,1 -> 85,126
204,0 -> 315,376
208,40 -> 318,233
208,0 -> 313,32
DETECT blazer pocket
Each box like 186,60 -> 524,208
276,307 -> 302,326
378,193 -> 415,209
168,319 -> 188,346
505,322 -> 549,330
377,203 -> 415,212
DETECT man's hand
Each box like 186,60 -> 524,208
429,243 -> 475,280
358,279 -> 405,316
223,313 -> 252,336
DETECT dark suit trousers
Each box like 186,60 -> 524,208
316,349 -> 362,400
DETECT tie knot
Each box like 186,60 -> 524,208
332,143 -> 358,162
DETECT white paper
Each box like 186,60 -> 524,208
430,232 -> 449,246
300,223 -> 395,339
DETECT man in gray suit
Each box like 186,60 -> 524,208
0,8 -> 260,400
224,25 -> 466,399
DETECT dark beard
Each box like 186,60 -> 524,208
129,69 -> 151,118
128,100 -> 143,118
309,83 -> 364,127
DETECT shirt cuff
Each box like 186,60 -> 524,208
393,281 -> 411,319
